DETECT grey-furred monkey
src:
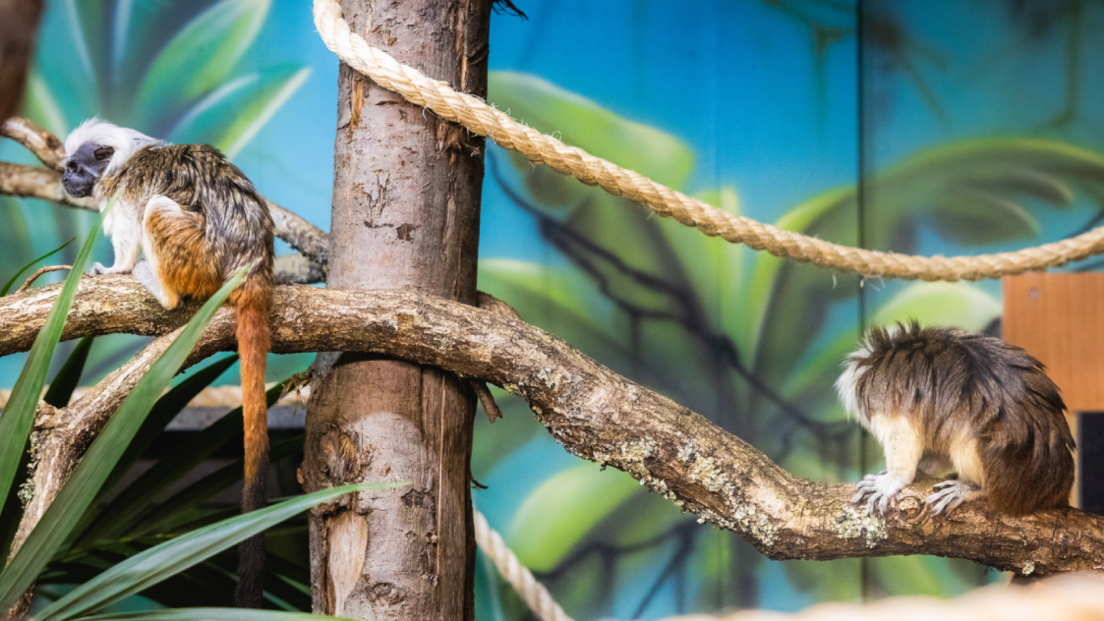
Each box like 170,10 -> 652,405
836,321 -> 1075,516
61,118 -> 274,607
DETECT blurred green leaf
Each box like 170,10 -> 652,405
0,205 -> 103,523
0,263 -> 245,612
77,382 -> 286,547
169,65 -> 311,157
869,282 -> 1001,328
489,72 -> 694,216
37,483 -> 389,620
1,238 -> 74,296
783,282 -> 1001,401
135,0 -> 270,124
508,463 -> 640,571
43,335 -> 94,408
23,73 -> 68,137
128,435 -> 304,539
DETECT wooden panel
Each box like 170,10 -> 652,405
1003,273 -> 1104,412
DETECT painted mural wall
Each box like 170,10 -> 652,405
2,0 -> 1102,617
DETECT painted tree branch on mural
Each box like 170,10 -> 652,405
2,277 -> 1102,577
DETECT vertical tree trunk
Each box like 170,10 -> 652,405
300,1 -> 490,619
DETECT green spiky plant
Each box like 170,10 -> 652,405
0,203 -> 394,618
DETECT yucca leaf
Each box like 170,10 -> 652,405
43,336 -> 95,408
128,435 -> 304,539
71,356 -> 240,542
0,238 -> 75,296
76,383 -> 284,547
0,261 -> 244,612
37,482 -> 398,620
0,204 -> 105,521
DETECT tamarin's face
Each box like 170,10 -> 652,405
62,142 -> 115,197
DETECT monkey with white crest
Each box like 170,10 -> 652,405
62,119 -> 273,607
836,321 -> 1075,516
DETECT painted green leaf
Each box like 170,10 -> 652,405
489,71 -> 694,217
169,65 -> 311,157
135,0 -> 270,124
508,463 -> 640,571
783,282 -> 1002,401
42,335 -> 94,408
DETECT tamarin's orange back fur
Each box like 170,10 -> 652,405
63,127 -> 275,606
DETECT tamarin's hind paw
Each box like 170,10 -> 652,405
926,480 -> 979,515
853,472 -> 906,515
89,261 -> 110,275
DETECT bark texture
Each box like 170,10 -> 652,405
301,0 -> 491,618
4,278 -> 1104,579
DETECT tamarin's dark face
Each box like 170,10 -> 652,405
62,142 -> 114,197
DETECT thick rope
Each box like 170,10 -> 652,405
474,509 -> 574,621
313,0 -> 1104,282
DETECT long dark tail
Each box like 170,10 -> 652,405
234,282 -> 271,608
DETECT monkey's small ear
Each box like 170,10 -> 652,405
93,146 -> 114,162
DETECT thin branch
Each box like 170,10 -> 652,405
1,117 -> 65,171
471,381 -> 502,422
3,277 -> 1103,576
16,264 -> 71,293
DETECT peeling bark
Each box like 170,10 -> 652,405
3,277 -> 1103,577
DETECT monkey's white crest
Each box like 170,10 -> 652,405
835,338 -> 872,424
64,118 -> 161,176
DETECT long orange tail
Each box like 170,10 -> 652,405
234,282 -> 271,608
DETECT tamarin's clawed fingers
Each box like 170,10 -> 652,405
63,119 -> 274,608
837,321 -> 1075,517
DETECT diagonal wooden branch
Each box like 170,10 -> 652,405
3,277 -> 1103,577
1,118 -> 65,171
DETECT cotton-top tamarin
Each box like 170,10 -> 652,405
62,119 -> 274,607
836,321 -> 1075,516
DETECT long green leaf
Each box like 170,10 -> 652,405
77,383 -> 285,547
134,0 -> 269,124
128,435 -> 304,539
81,609 -> 351,621
0,238 -> 75,296
0,206 -> 105,520
43,336 -> 95,408
0,262 -> 244,612
38,482 -> 399,620
71,356 -> 240,542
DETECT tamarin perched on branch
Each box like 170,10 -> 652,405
61,119 -> 274,607
836,321 -> 1075,516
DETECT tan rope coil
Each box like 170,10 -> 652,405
474,509 -> 574,621
312,0 -> 1104,282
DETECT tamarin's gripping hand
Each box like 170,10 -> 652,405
836,321 -> 1075,517
62,119 -> 274,608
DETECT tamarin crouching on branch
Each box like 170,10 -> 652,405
61,119 -> 274,607
836,321 -> 1075,516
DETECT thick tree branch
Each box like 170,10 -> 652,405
3,277 -> 1103,577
